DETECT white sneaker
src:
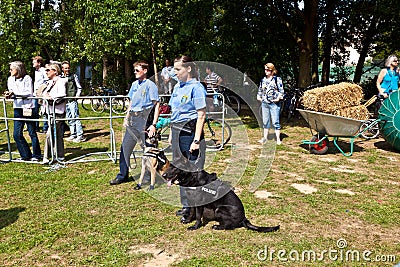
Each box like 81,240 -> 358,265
73,136 -> 86,143
258,137 -> 267,144
66,136 -> 76,141
42,158 -> 50,164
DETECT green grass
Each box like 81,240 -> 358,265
0,106 -> 399,266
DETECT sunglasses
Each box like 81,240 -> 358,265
134,68 -> 142,72
265,69 -> 272,71
393,60 -> 398,62
45,69 -> 55,72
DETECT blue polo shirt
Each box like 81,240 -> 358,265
128,79 -> 159,111
169,79 -> 206,123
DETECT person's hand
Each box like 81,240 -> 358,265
147,125 -> 156,137
3,91 -> 14,99
189,142 -> 199,153
123,117 -> 129,127
168,133 -> 172,145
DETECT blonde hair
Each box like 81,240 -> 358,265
264,63 -> 278,75
46,63 -> 61,75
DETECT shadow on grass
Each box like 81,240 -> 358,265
299,139 -> 365,156
0,207 -> 26,229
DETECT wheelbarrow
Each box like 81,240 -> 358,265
298,109 -> 381,157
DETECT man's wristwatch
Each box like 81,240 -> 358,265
193,139 -> 200,144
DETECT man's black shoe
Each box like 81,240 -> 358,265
110,178 -> 128,185
175,207 -> 190,216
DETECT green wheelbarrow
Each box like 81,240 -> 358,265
298,109 -> 381,157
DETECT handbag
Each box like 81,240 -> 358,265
36,83 -> 48,105
23,107 -> 33,117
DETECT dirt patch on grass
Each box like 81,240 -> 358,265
128,244 -> 181,267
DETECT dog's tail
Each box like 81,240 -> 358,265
242,218 -> 280,233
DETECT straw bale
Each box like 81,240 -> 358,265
332,105 -> 369,121
302,82 -> 363,112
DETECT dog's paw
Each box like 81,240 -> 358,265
187,224 -> 201,230
147,185 -> 155,191
180,216 -> 193,224
133,184 -> 142,190
212,225 -> 224,230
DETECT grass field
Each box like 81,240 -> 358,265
0,105 -> 399,266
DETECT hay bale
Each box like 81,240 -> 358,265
332,105 -> 369,121
302,82 -> 364,113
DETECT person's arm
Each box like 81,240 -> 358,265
74,74 -> 83,97
376,69 -> 387,97
257,81 -> 263,102
147,101 -> 160,137
123,100 -> 132,127
189,107 -> 206,152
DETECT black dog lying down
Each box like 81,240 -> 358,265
162,162 -> 280,232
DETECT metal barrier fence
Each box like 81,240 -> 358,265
0,93 -> 226,165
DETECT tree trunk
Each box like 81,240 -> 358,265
321,0 -> 337,85
102,56 -> 108,86
353,17 -> 378,84
125,58 -> 132,93
297,0 -> 318,88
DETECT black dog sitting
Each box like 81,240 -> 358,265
162,162 -> 280,232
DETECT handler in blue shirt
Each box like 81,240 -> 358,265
110,60 -> 160,185
168,55 -> 207,221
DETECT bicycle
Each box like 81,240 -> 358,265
217,85 -> 241,114
282,83 -> 322,121
359,95 -> 383,139
155,116 -> 232,151
89,87 -> 128,115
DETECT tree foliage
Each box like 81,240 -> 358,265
0,0 -> 399,91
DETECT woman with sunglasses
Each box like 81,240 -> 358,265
257,63 -> 284,145
376,55 -> 399,99
6,61 -> 41,161
41,63 -> 67,163
168,55 -> 207,222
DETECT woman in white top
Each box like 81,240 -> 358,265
6,61 -> 41,161
41,63 -> 67,163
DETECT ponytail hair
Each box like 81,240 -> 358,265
174,55 -> 199,80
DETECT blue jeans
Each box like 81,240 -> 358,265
66,101 -> 83,138
115,115 -> 146,180
13,108 -> 41,159
261,101 -> 281,130
171,122 -> 205,208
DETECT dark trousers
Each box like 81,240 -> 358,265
13,108 -> 41,159
171,123 -> 205,208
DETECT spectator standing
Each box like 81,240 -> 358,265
160,59 -> 175,94
110,60 -> 160,185
61,61 -> 85,143
6,61 -> 41,161
257,63 -> 284,145
41,63 -> 67,163
168,55 -> 207,222
204,66 -> 223,107
376,54 -> 399,98
32,56 -> 48,133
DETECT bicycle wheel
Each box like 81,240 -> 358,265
111,98 -> 128,114
91,98 -> 105,113
80,96 -> 91,110
225,94 -> 241,114
359,119 -> 380,139
204,118 -> 232,150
